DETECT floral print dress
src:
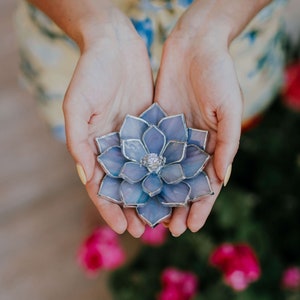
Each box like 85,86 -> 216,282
15,0 -> 287,141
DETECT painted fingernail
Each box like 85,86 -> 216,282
224,164 -> 232,187
76,163 -> 87,185
163,223 -> 169,229
171,232 -> 181,237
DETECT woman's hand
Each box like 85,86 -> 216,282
63,15 -> 153,238
155,0 -> 271,236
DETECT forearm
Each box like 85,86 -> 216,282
26,0 -> 137,50
172,0 -> 272,45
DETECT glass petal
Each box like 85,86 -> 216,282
119,162 -> 148,184
163,141 -> 186,164
95,132 -> 120,153
188,128 -> 208,150
142,126 -> 166,154
120,115 -> 149,140
160,164 -> 185,184
181,145 -> 210,178
122,139 -> 148,162
159,182 -> 191,206
137,197 -> 172,227
184,172 -> 213,201
139,103 -> 167,125
97,146 -> 127,177
98,176 -> 122,204
120,181 -> 149,207
158,114 -> 188,143
142,173 -> 163,197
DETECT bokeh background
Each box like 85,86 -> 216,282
0,1 -> 299,300
0,1 -> 118,299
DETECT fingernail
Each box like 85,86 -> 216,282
171,232 -> 180,238
224,164 -> 232,187
76,163 -> 87,185
162,222 -> 169,228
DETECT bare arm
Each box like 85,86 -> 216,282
155,0 -> 273,235
27,0 -> 153,237
26,0 -> 138,50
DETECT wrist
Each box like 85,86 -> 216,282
76,6 -> 140,52
169,0 -> 272,48
27,0 -> 140,52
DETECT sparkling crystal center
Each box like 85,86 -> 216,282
141,153 -> 165,173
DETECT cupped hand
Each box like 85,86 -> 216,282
155,21 -> 243,236
63,22 -> 153,237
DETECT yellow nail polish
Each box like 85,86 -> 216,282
223,164 -> 232,187
76,164 -> 87,185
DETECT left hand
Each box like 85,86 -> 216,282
155,4 -> 244,236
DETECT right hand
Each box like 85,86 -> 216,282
63,10 -> 154,237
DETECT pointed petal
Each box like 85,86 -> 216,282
188,128 -> 208,150
139,103 -> 167,125
159,182 -> 191,207
98,176 -> 122,204
184,172 -> 213,201
163,141 -> 186,164
142,126 -> 166,154
97,146 -> 127,177
142,173 -> 163,197
160,164 -> 185,184
119,162 -> 148,184
181,145 -> 210,178
137,197 -> 172,227
120,115 -> 149,140
120,181 -> 149,207
95,132 -> 120,153
122,139 -> 148,162
158,114 -> 188,143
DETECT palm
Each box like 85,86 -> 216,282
155,40 -> 243,235
64,37 -> 153,236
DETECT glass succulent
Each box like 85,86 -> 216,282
96,104 -> 213,227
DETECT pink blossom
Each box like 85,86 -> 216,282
282,62 -> 300,111
210,243 -> 260,291
281,266 -> 300,290
158,267 -> 198,300
77,226 -> 126,276
159,286 -> 182,300
141,224 -> 168,246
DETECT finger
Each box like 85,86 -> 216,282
214,93 -> 242,183
168,206 -> 189,237
187,161 -> 222,232
63,89 -> 95,184
187,195 -> 217,232
95,198 -> 128,234
124,209 -> 146,238
87,169 -> 127,234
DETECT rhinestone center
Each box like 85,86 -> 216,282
141,153 -> 165,173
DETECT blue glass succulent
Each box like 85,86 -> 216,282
96,104 -> 213,227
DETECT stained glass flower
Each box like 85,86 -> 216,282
96,104 -> 213,227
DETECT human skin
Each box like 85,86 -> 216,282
28,0 -> 272,237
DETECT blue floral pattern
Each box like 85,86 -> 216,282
131,17 -> 154,56
96,104 -> 213,227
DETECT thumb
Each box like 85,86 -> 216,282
213,102 -> 242,185
63,99 -> 95,185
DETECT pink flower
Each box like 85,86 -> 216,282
159,286 -> 183,300
158,267 -> 199,300
281,266 -> 300,290
141,224 -> 168,246
282,62 -> 300,111
77,226 -> 126,276
210,243 -> 261,291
